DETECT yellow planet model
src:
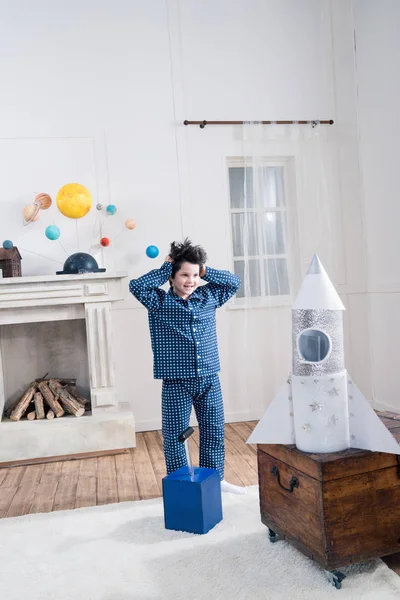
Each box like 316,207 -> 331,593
56,183 -> 92,219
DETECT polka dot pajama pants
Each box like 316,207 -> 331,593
161,374 -> 225,480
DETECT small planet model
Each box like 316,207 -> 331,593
146,245 -> 159,259
96,203 -> 103,211
56,183 -> 92,219
45,225 -> 60,241
106,204 -> 117,215
100,237 -> 110,247
23,203 -> 41,225
56,252 -> 106,275
34,192 -> 52,209
2,240 -> 13,250
125,219 -> 136,230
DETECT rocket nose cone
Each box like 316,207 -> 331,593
306,254 -> 323,275
293,253 -> 346,310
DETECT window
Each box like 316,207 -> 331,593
298,329 -> 331,363
228,159 -> 292,302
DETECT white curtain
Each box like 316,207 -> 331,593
227,121 -> 341,417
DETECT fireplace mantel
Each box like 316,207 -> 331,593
0,272 -> 127,322
0,272 -> 135,463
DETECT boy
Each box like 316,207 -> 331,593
129,238 -> 245,493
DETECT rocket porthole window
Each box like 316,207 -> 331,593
298,329 -> 331,363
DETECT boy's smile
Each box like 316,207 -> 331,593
171,261 -> 200,300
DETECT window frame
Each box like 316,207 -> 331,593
226,156 -> 296,309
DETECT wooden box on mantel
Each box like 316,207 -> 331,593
258,411 -> 400,571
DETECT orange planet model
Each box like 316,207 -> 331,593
34,192 -> 52,209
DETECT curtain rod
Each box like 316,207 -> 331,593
184,119 -> 334,129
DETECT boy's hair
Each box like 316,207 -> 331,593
169,238 -> 207,279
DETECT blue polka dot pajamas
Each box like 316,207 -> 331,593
129,262 -> 241,480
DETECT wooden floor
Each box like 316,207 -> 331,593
0,422 -> 258,516
0,420 -> 399,577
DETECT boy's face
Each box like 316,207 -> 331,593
171,261 -> 200,299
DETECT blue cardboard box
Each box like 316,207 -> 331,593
162,466 -> 223,534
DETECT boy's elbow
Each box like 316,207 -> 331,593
129,279 -> 140,298
233,274 -> 241,291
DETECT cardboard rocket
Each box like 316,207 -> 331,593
248,254 -> 400,454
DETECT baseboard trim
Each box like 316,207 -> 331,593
0,447 -> 133,470
373,399 -> 400,413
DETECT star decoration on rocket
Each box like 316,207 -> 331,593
328,387 -> 340,397
309,399 -> 324,412
302,422 -> 311,432
327,414 -> 339,427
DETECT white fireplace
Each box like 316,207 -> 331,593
0,272 -> 135,463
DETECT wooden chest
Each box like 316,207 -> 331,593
257,411 -> 400,581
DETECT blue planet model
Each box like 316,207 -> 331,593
146,245 -> 159,259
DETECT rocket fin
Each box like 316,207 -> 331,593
247,381 -> 295,445
348,378 -> 400,454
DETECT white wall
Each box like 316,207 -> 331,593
329,0 -> 371,400
0,0 -> 370,431
352,0 -> 400,411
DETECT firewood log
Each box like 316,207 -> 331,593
27,410 -> 36,421
34,391 -> 45,420
65,386 -> 90,409
59,390 -> 85,417
48,380 -> 84,417
46,410 -> 55,420
9,383 -> 37,421
37,381 -> 64,418
35,377 -> 76,387
58,378 -> 77,387
47,379 -> 63,394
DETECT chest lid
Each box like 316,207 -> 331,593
257,411 -> 400,482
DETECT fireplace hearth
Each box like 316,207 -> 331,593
0,272 -> 135,463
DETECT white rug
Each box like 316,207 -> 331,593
0,486 -> 399,600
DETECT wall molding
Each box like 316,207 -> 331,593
367,285 -> 400,295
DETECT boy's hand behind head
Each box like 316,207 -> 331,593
165,255 -> 174,263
